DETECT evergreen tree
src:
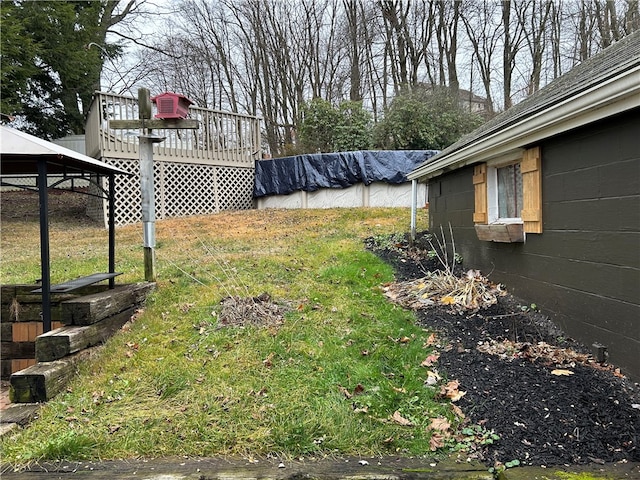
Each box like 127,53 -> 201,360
0,1 -> 134,139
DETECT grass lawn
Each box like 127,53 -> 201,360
1,207 -> 462,462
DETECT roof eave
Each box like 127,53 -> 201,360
408,65 -> 640,181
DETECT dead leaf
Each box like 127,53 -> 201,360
421,353 -> 440,367
399,336 -> 411,344
429,417 -> 451,432
440,295 -> 456,305
108,424 -> 121,434
425,370 -> 441,386
353,384 -> 365,396
424,333 -> 437,347
551,369 -> 574,376
338,385 -> 352,399
440,380 -> 467,402
391,411 -> 413,427
449,390 -> 466,402
451,404 -> 465,420
429,433 -> 445,451
392,387 -> 407,393
263,352 -> 274,368
179,303 -> 195,313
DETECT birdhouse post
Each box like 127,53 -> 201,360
109,88 -> 198,282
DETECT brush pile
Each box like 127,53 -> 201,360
218,293 -> 289,328
382,269 -> 506,314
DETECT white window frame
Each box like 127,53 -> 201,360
486,156 -> 524,225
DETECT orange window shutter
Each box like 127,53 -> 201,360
521,146 -> 543,233
473,163 -> 488,224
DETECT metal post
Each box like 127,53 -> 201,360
37,159 -> 52,333
139,135 -> 156,282
410,179 -> 418,245
108,173 -> 116,288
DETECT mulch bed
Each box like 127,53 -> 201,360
367,232 -> 640,467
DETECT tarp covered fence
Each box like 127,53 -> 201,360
254,150 -> 438,197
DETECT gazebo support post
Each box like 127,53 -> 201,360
37,159 -> 52,333
108,173 -> 116,288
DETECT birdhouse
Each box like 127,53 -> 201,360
151,92 -> 194,119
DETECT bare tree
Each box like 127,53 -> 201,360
517,0 -> 553,96
461,0 -> 500,115
344,0 -> 362,101
435,1 -> 461,95
501,0 -> 527,109
113,0 -> 639,155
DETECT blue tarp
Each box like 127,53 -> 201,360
254,150 -> 438,198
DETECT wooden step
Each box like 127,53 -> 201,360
10,349 -> 96,403
36,307 -> 135,362
61,282 -> 155,326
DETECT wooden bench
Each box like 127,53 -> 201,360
31,273 -> 122,293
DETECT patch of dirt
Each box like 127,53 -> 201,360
367,232 -> 640,467
0,189 -> 97,227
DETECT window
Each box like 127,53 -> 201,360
497,163 -> 522,219
474,146 -> 542,238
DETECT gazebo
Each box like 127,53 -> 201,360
0,125 -> 131,333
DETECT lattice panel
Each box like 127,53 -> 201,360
105,158 -> 143,226
216,167 -> 255,210
162,163 -> 219,217
86,174 -> 106,223
98,158 -> 254,226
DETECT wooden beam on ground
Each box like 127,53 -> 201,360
10,348 -> 97,403
36,307 -> 136,362
61,283 -> 155,326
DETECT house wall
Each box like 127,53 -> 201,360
428,109 -> 640,378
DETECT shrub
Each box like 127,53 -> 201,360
373,86 -> 483,150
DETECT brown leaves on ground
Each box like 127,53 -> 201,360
476,339 -> 624,376
390,411 -> 413,426
421,353 -> 440,367
439,380 -> 466,402
338,384 -> 364,399
428,417 -> 452,451
218,293 -> 289,329
382,269 -> 505,313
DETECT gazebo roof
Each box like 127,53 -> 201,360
0,124 -> 130,335
0,125 -> 129,176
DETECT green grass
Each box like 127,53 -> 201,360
0,207 -> 463,463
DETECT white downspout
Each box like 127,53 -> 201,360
410,179 -> 417,244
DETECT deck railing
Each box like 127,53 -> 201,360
86,92 -> 261,168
